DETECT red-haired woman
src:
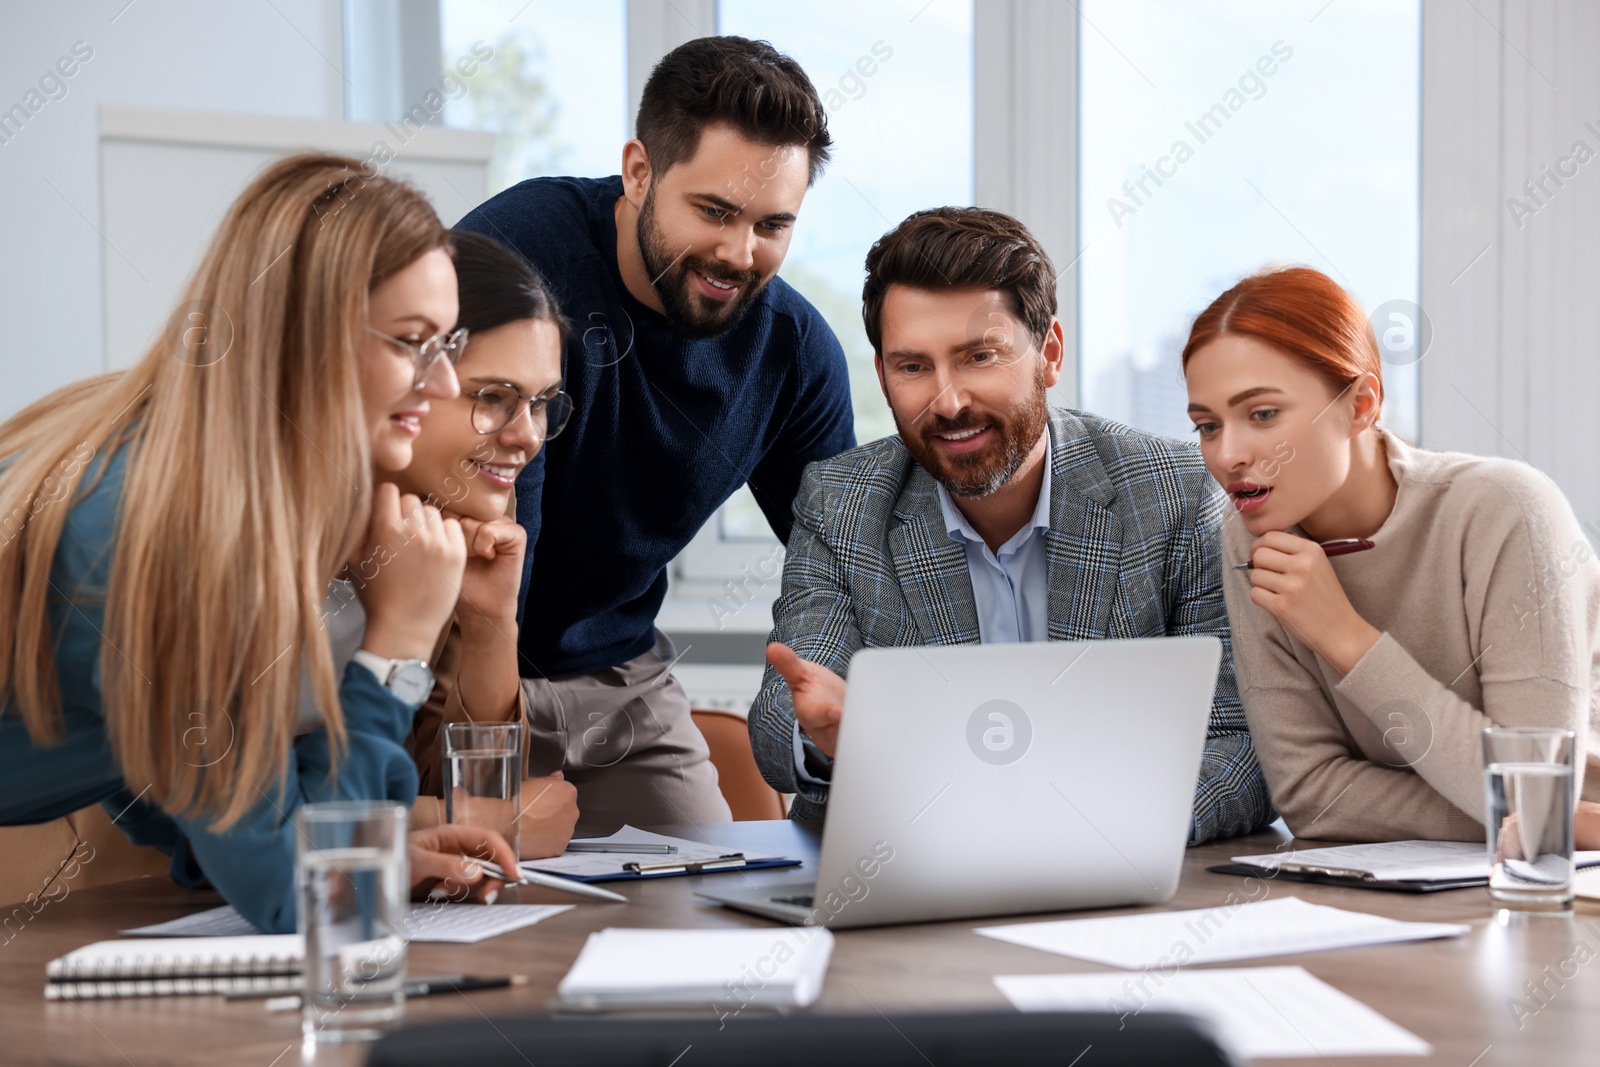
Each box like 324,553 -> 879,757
1182,266 -> 1600,846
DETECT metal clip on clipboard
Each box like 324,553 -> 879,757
623,852 -> 749,875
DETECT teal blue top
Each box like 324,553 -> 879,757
0,442 -> 420,933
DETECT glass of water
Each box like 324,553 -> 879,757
444,721 -> 524,860
1483,726 -> 1576,910
296,801 -> 409,1042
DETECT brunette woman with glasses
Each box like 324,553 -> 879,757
377,231 -> 581,859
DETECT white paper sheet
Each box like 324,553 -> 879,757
996,966 -> 1431,1059
1231,840 -> 1600,882
556,926 -> 835,1010
975,896 -> 1467,968
525,825 -> 785,879
123,902 -> 572,944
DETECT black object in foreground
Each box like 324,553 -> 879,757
366,1011 -> 1241,1066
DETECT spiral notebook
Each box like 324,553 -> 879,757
44,935 -> 303,1001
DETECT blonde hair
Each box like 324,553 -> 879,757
0,153 -> 449,828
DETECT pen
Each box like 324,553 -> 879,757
624,852 -> 748,876
1234,537 -> 1375,570
258,974 -> 528,1011
468,857 -> 630,903
564,842 -> 677,855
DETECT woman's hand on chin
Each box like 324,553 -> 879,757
357,482 -> 468,660
453,514 -> 527,626
1243,530 -> 1381,675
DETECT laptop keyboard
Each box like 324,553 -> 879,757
770,894 -> 814,907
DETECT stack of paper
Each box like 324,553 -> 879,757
996,966 -> 1430,1059
554,927 -> 834,1012
975,896 -> 1467,967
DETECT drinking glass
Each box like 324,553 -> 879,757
1483,726 -> 1576,910
296,800 -> 409,1042
444,721 -> 524,860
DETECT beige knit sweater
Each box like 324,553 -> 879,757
1221,430 -> 1600,842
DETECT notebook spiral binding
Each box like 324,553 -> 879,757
44,943 -> 302,1001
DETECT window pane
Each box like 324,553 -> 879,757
1078,0 -> 1421,441
718,0 -> 975,469
440,0 -> 626,194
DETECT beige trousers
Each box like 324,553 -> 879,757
521,631 -> 731,836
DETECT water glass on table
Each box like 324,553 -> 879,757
295,800 -> 409,1043
444,721 -> 525,862
1483,726 -> 1577,910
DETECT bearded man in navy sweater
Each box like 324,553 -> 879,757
456,37 -> 854,833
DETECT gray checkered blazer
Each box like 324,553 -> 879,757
747,408 -> 1274,844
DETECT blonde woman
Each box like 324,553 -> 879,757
0,154 -> 517,932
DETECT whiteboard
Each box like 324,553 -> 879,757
99,106 -> 494,371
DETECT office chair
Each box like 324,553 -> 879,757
367,1010 -> 1241,1066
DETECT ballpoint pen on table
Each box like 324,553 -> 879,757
624,853 -> 749,875
563,842 -> 677,854
1234,537 -> 1375,570
256,974 -> 528,1012
467,857 -> 630,903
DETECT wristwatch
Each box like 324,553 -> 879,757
350,649 -> 435,708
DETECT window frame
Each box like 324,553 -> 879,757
666,0 -> 1072,592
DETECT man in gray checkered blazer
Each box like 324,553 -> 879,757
747,207 -> 1274,845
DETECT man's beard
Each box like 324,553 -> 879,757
896,364 -> 1050,498
636,185 -> 767,340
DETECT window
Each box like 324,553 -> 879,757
439,0 -> 627,194
1078,0 -> 1421,441
708,0 -> 976,540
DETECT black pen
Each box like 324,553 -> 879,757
404,973 -> 528,996
256,974 -> 528,1011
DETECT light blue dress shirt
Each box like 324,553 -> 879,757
933,457 -> 1053,644
791,458 -> 1054,782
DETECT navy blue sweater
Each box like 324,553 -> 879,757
457,176 -> 856,678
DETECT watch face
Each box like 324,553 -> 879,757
387,660 -> 435,706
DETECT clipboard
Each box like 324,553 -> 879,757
1207,863 -> 1486,893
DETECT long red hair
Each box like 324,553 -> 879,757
1181,266 -> 1383,406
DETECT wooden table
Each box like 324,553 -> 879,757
4,821 -> 1597,1066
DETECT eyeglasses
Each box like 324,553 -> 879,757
464,383 -> 574,440
366,326 -> 469,389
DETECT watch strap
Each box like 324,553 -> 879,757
351,649 -> 399,685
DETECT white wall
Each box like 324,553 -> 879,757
0,0 -> 343,419
1421,0 -> 1600,531
97,108 -> 489,371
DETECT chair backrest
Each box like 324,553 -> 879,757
0,803 -> 169,910
691,709 -> 785,821
370,1010 -> 1243,1066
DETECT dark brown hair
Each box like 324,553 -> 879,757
862,207 -> 1058,354
636,36 -> 832,185
1181,266 -> 1383,406
451,229 -> 569,343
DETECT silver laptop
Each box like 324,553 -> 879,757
699,636 -> 1221,928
